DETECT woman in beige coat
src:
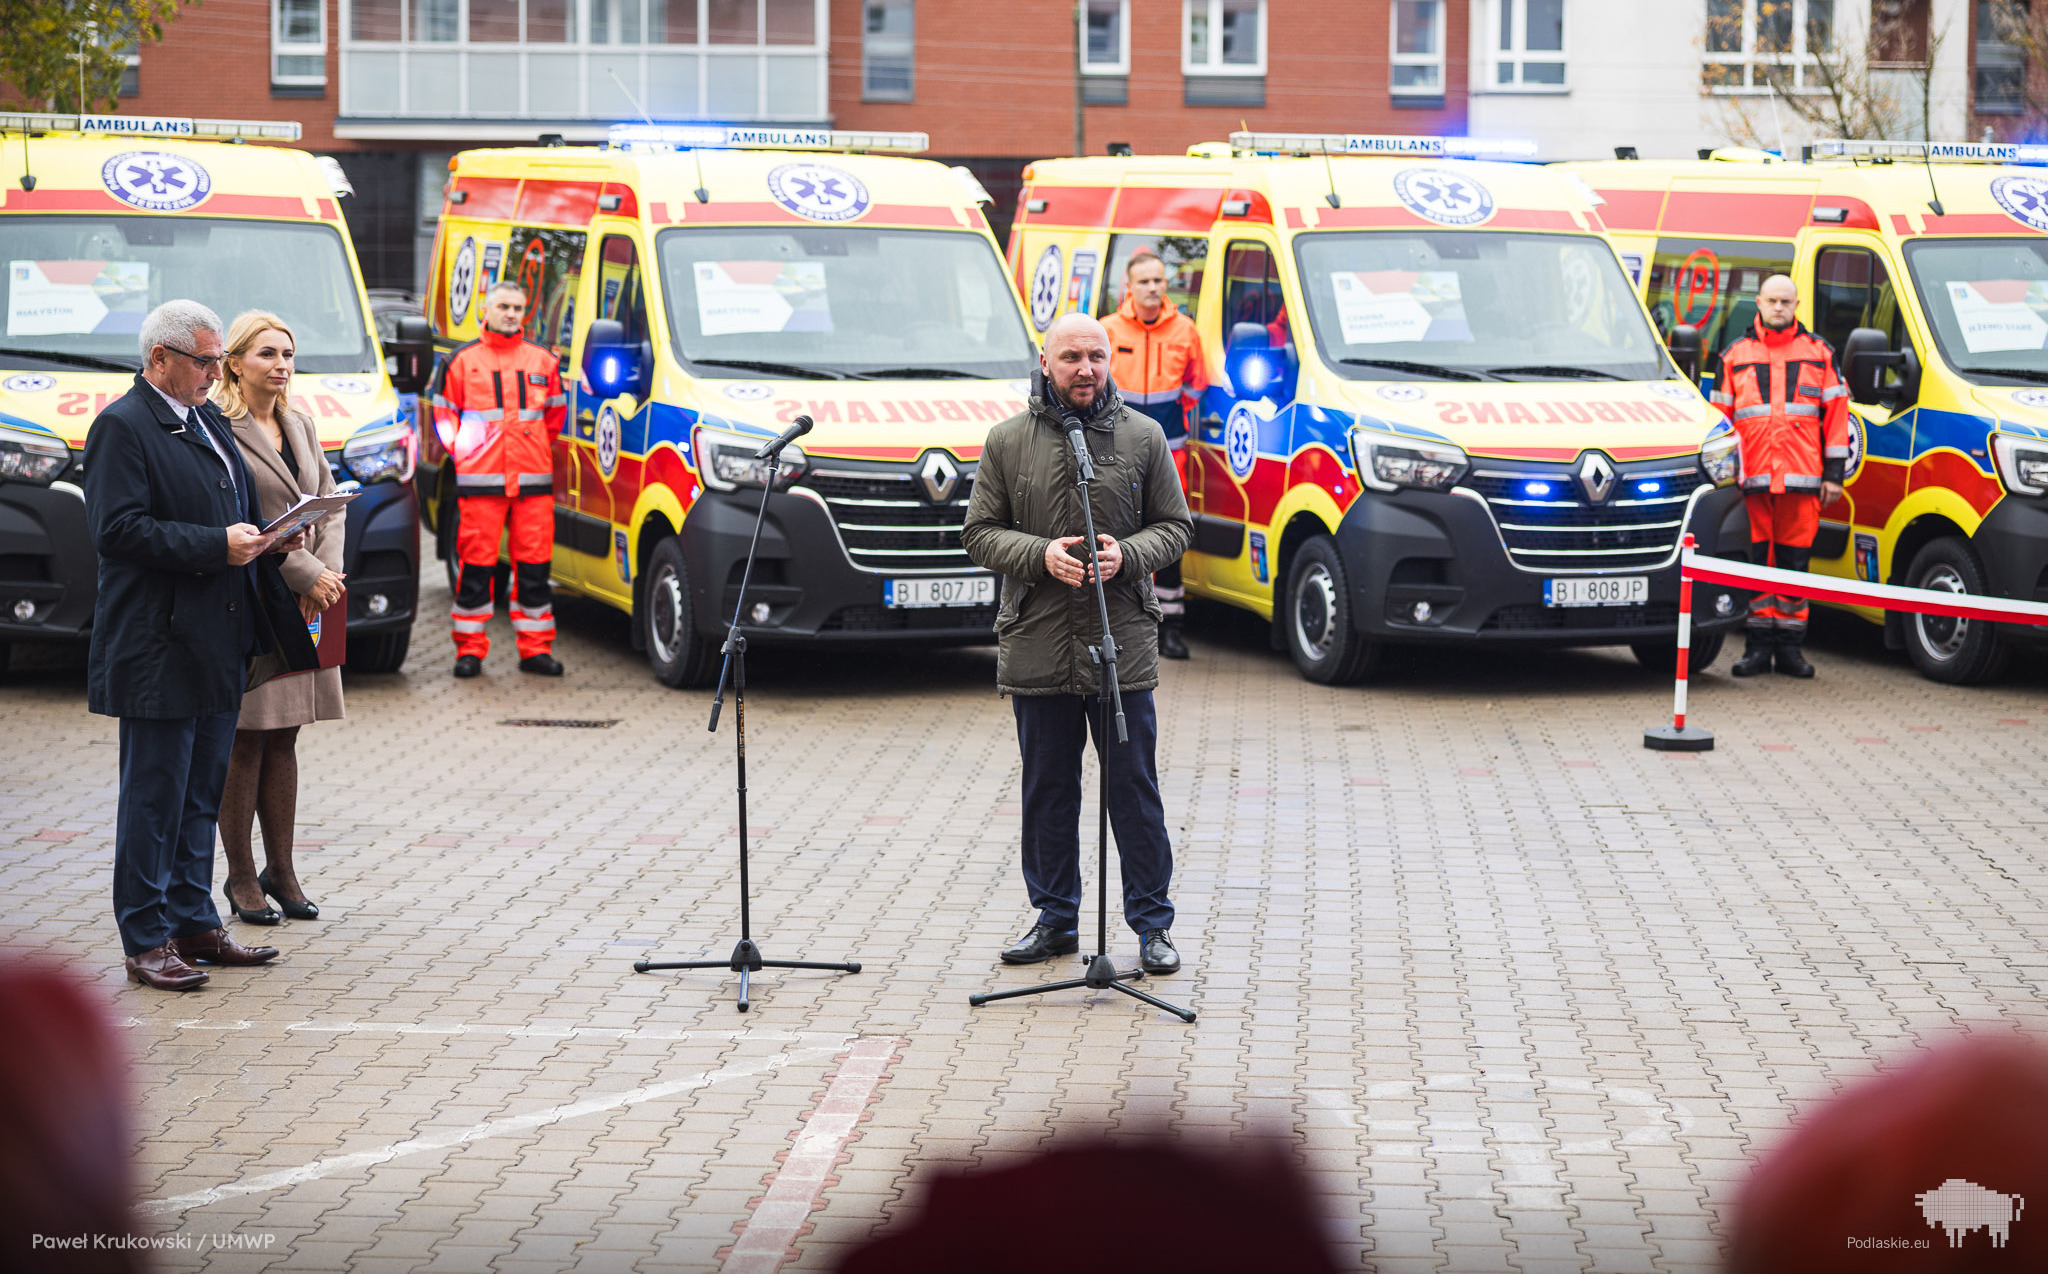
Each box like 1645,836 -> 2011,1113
214,311 -> 346,924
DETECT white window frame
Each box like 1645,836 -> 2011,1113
1080,0 -> 1129,76
1489,0 -> 1566,92
1389,0 -> 1446,97
1703,0 -> 1834,95
861,0 -> 915,102
1181,0 -> 1267,77
273,0 -> 329,86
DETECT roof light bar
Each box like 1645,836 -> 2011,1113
0,112 -> 302,141
1228,132 -> 1539,160
1811,138 -> 2048,166
606,123 -> 928,153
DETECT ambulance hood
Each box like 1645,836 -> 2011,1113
1971,383 -> 2048,442
1323,378 -> 1720,462
0,370 -> 404,451
680,377 -> 1031,462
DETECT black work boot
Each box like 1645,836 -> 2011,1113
453,654 -> 483,679
1158,621 -> 1190,660
1775,640 -> 1815,678
1730,634 -> 1775,677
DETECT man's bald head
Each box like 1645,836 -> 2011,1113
1042,313 -> 1112,411
1757,273 -> 1799,331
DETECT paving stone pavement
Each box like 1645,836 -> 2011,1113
5,561 -> 2047,1273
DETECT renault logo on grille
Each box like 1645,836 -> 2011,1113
919,451 -> 961,503
1577,451 -> 1617,503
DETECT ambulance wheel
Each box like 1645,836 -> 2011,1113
1284,536 -> 1378,685
643,537 -> 717,689
347,628 -> 411,674
1904,537 -> 2009,685
1631,631 -> 1724,675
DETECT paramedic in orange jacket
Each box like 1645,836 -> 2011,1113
1103,251 -> 1206,660
1709,274 -> 1850,679
431,280 -> 568,678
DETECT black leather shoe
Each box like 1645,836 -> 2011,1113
1158,623 -> 1190,660
1139,930 -> 1181,975
1730,640 -> 1775,677
454,654 -> 483,678
223,880 -> 280,926
1775,644 -> 1815,678
259,868 -> 319,920
1000,923 -> 1079,965
519,653 -> 564,676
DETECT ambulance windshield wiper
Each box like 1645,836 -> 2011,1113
1337,358 -> 1488,382
1954,365 -> 2048,385
0,346 -> 140,374
691,358 -> 848,380
1487,365 -> 1627,381
846,367 -> 985,380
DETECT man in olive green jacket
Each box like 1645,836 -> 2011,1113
962,313 -> 1194,975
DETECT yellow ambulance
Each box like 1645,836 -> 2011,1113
417,126 -> 1037,686
1568,141 -> 2048,683
0,112 -> 421,674
1008,132 -> 1745,683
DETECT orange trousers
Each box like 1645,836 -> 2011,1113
1743,491 -> 1820,638
451,493 -> 555,659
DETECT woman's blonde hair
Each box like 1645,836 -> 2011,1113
212,310 -> 298,419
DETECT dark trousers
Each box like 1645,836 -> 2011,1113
1013,691 -> 1174,935
114,711 -> 236,957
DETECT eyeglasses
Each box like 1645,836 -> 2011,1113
162,345 -> 224,372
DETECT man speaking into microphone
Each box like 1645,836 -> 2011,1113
962,314 -> 1194,975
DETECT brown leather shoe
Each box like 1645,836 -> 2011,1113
126,944 -> 209,991
171,927 -> 279,966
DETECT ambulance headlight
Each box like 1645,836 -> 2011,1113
1991,433 -> 2048,498
1700,430 -> 1740,488
0,424 -> 71,486
1350,427 -> 1468,493
694,427 -> 806,490
341,422 -> 417,485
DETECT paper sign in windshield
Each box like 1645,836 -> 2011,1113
1945,279 -> 2048,353
1331,270 -> 1469,345
8,260 -> 150,337
695,261 -> 830,337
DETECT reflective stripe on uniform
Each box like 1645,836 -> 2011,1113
544,394 -> 567,407
1820,383 -> 1848,401
1710,391 -> 1733,407
517,408 -> 545,421
1783,402 -> 1821,418
1121,386 -> 1185,405
1824,445 -> 1852,458
517,472 -> 551,485
1732,404 -> 1772,420
1782,473 -> 1823,491
455,473 -> 503,490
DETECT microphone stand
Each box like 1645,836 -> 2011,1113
968,413 -> 1195,1023
634,433 -> 863,1012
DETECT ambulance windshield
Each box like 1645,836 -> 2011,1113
1293,231 -> 1668,384
1902,237 -> 2048,382
0,217 -> 375,373
656,227 -> 1036,380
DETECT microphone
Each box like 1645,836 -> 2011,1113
1066,423 -> 1095,483
754,414 -> 813,459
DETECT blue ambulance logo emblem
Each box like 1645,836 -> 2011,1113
101,151 -> 211,211
596,403 -> 621,478
1224,403 -> 1260,478
3,373 -> 55,393
1377,384 -> 1425,402
322,376 -> 371,395
1028,245 -> 1064,332
2013,388 -> 2048,409
1393,167 -> 1494,226
1991,175 -> 2048,232
449,238 -> 477,326
767,163 -> 871,222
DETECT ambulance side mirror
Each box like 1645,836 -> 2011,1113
582,319 -> 647,400
1842,327 -> 1903,405
1666,323 -> 1703,386
390,316 -> 434,395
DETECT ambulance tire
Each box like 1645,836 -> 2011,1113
1903,537 -> 2009,685
1284,537 -> 1379,685
347,628 -> 412,675
1631,632 -> 1724,676
642,537 -> 717,689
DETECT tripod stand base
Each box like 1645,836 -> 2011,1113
969,952 -> 1196,1023
635,939 -> 862,1013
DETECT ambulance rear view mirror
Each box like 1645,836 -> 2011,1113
390,316 -> 434,396
1842,327 -> 1905,405
583,319 -> 649,400
1666,323 -> 1703,386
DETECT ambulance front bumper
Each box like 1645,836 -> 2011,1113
1332,484 -> 1749,645
680,487 -> 996,646
0,479 -> 95,641
1976,493 -> 2048,647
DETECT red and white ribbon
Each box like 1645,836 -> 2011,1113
1681,548 -> 2048,626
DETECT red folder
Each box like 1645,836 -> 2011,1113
311,590 -> 347,669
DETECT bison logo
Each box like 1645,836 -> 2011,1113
1917,1178 -> 2024,1248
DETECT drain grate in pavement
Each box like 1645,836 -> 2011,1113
499,718 -> 622,729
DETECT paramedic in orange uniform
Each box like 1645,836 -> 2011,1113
1709,274 -> 1850,679
431,280 -> 569,678
1103,252 -> 1206,660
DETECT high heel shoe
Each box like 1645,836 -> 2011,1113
259,868 -> 320,921
224,881 -> 281,926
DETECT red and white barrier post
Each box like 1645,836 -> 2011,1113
1644,533 -> 1716,752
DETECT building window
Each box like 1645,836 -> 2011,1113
863,0 -> 913,101
274,0 -> 328,86
1703,0 -> 1836,92
1871,0 -> 1930,66
1492,0 -> 1563,88
1976,0 -> 2029,114
1082,0 -> 1129,75
1390,0 -> 1445,96
1183,0 -> 1264,74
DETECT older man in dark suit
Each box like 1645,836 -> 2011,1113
85,299 -> 315,990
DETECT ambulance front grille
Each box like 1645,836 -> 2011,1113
1465,463 -> 1706,573
802,463 -> 978,573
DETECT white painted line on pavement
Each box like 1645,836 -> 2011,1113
722,1036 -> 902,1274
140,1041 -> 855,1218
